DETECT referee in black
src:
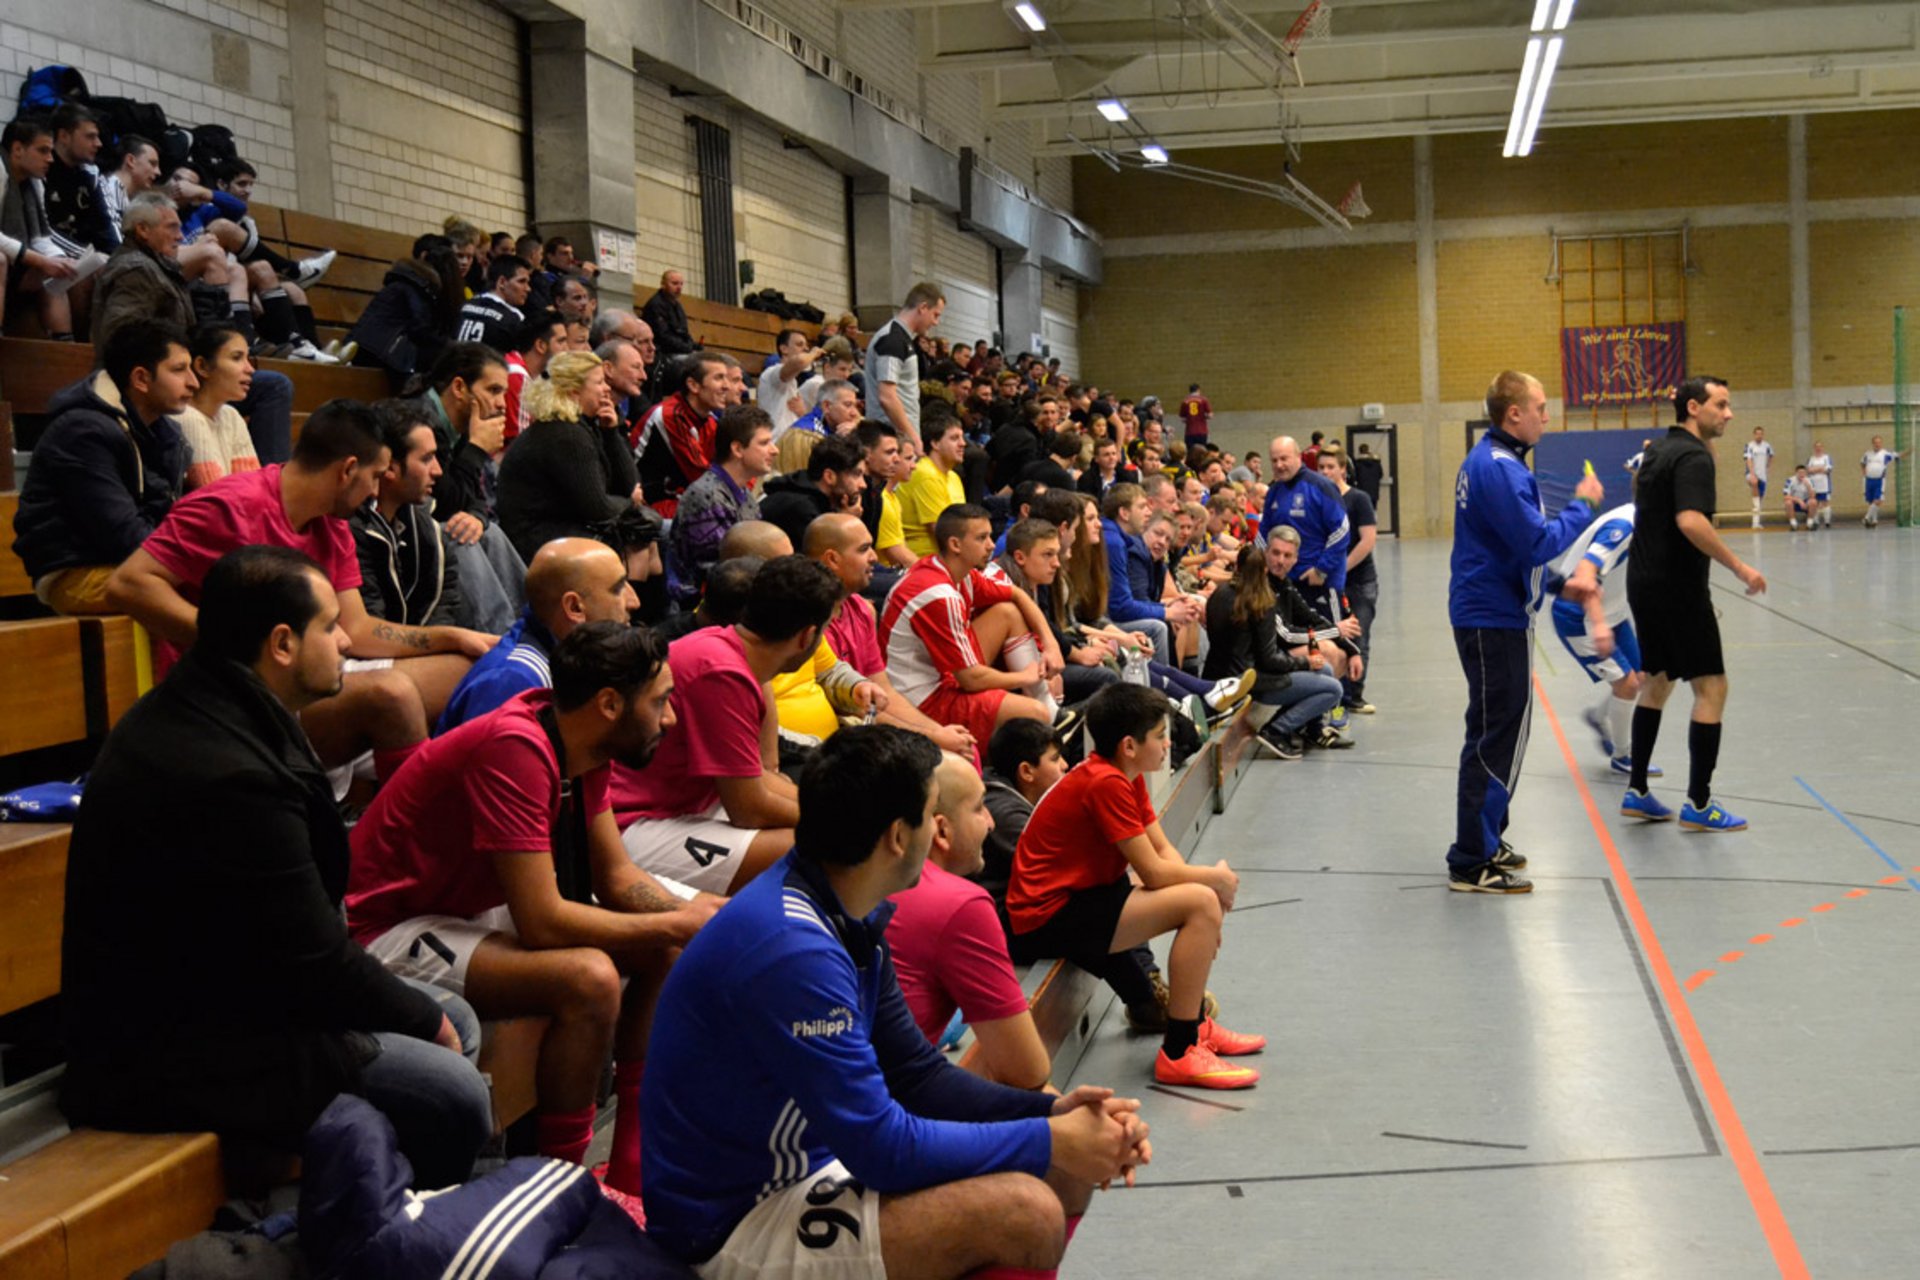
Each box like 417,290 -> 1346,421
1620,375 -> 1767,831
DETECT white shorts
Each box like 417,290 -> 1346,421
696,1159 -> 884,1280
363,905 -> 517,997
321,658 -> 397,801
620,801 -> 766,894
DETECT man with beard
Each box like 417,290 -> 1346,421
347,622 -> 720,1201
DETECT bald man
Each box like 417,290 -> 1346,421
656,522 -> 794,644
436,537 -> 639,733
808,512 -> 979,757
886,753 -> 1051,1089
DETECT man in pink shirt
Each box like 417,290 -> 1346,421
108,400 -> 497,791
887,751 -> 1050,1090
614,555 -> 843,894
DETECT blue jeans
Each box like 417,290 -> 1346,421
1258,671 -> 1344,735
361,979 -> 493,1188
450,523 -> 527,634
1128,616 -> 1172,665
1344,575 -> 1377,704
236,370 -> 293,464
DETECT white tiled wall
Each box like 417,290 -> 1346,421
1043,275 -> 1079,377
913,203 -> 997,350
736,116 -> 851,318
633,71 -> 705,299
838,9 -> 917,115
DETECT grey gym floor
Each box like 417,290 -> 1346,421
1061,527 -> 1920,1279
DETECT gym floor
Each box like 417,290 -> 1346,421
1062,527 -> 1920,1278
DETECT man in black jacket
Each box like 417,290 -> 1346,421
351,400 -> 466,629
639,268 -> 694,359
60,546 -> 492,1187
757,432 -> 867,550
12,319 -> 192,614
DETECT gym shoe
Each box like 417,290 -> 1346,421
1149,972 -> 1218,1021
1609,755 -> 1663,777
284,337 -> 342,364
1491,840 -> 1528,871
1315,724 -> 1354,750
1583,705 -> 1614,757
1251,730 -> 1303,761
1205,668 -> 1257,712
1448,863 -> 1533,894
1679,798 -> 1748,832
1198,1017 -> 1265,1056
1154,1043 -> 1260,1090
1328,705 -> 1350,731
1620,788 -> 1675,822
1124,1002 -> 1168,1034
293,249 -> 336,288
1052,704 -> 1085,743
1347,700 -> 1377,714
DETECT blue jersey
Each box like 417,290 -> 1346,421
1449,428 -> 1593,629
1259,470 -> 1350,590
642,852 -> 1054,1264
433,610 -> 553,734
1549,502 -> 1634,634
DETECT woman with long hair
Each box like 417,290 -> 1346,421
350,232 -> 464,388
495,351 -> 642,562
1204,538 -> 1346,759
176,325 -> 261,490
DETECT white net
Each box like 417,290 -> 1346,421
1337,180 -> 1371,219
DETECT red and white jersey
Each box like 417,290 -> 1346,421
878,556 -> 1014,706
504,352 -> 531,446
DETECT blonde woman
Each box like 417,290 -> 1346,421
776,426 -> 820,476
495,351 -> 641,562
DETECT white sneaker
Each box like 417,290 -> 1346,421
293,249 -> 336,288
1204,668 -> 1256,712
284,337 -> 342,364
1751,517 -> 1762,529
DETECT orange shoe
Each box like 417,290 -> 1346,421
1199,1018 -> 1266,1056
1154,1043 -> 1260,1089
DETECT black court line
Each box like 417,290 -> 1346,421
1763,1141 -> 1920,1157
1130,1150 -> 1715,1190
1147,1084 -> 1247,1112
1381,1130 -> 1529,1152
1602,878 -> 1721,1156
1712,580 -> 1920,681
1229,897 -> 1304,914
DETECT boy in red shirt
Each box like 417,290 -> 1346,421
1008,683 -> 1265,1089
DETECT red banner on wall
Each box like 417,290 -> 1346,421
1560,322 -> 1687,409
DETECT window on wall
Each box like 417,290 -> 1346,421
692,116 -> 738,305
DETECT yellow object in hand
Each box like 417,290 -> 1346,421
1583,459 -> 1596,478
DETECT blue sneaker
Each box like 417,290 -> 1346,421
1679,798 -> 1748,832
1609,755 -> 1663,777
1584,706 -> 1614,757
1620,789 -> 1675,822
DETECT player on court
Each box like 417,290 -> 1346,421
1742,426 -> 1774,529
1551,502 -> 1663,779
1783,466 -> 1815,531
1861,434 -> 1908,528
1806,441 -> 1835,528
1625,439 -> 1653,477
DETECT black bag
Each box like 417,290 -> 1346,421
792,300 -> 825,324
17,65 -> 89,114
158,125 -> 196,175
88,96 -> 171,170
188,123 -> 240,181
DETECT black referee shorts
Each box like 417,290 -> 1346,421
1630,591 -> 1724,681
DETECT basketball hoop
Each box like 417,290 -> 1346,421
1337,180 -> 1370,219
1280,0 -> 1331,87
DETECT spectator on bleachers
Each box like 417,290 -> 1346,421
886,751 -> 1052,1087
613,555 -> 841,893
653,542 -> 767,644
61,545 -> 492,1187
513,232 -> 542,272
899,405 -> 970,558
1009,683 -> 1264,1089
867,281 -> 944,449
1079,434 -> 1139,498
801,333 -> 859,404
593,335 -> 650,444
1100,483 -> 1199,666
852,419 -> 913,585
1260,434 -> 1350,628
979,717 -> 1065,903
759,431 -> 865,550
349,621 -> 716,1202
347,233 -> 463,386
716,350 -> 750,406
497,350 -> 642,564
807,511 -> 979,754
41,103 -> 111,252
755,326 -> 817,436
502,307 -> 567,444
786,375 -> 859,440
643,724 -> 1143,1274
997,516 -> 1116,710
436,537 -> 638,732
636,350 -> 730,515
552,269 -> 596,329
1205,538 -> 1346,761
93,133 -> 159,249
441,217 -> 487,294
108,400 -> 496,790
177,160 -> 338,363
454,254 -> 530,351
987,393 -> 1059,493
640,268 -> 694,359
12,318 -> 190,614
880,502 -> 1067,749
177,323 -> 260,490
350,401 -> 464,629
1262,526 -> 1359,750
2,114 -> 86,339
665,403 -> 777,605
1317,441 -> 1378,713
1020,427 -> 1082,490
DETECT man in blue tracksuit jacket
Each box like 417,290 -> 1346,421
643,726 -> 1146,1278
1260,436 -> 1350,610
1446,372 -> 1604,893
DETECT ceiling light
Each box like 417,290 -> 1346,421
1551,0 -> 1577,30
1097,99 -> 1129,123
1516,36 -> 1563,156
1141,144 -> 1169,164
1013,2 -> 1046,32
1502,37 -> 1543,157
1530,0 -> 1553,30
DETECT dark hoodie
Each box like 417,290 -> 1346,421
12,370 -> 187,587
757,469 -> 832,549
978,769 -> 1034,907
349,257 -> 451,383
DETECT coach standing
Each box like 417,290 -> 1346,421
1619,376 -> 1766,831
1447,371 -> 1603,893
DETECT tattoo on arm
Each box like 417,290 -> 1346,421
616,879 -> 678,913
371,621 -> 434,651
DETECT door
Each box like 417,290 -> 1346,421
1344,424 -> 1397,536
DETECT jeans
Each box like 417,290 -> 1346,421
1258,671 -> 1344,736
360,979 -> 493,1188
1128,616 -> 1172,665
1149,661 -> 1211,699
237,370 -> 293,464
1063,660 -> 1120,703
1345,575 -> 1377,704
450,523 -> 527,634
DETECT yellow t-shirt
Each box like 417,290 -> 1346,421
876,487 -> 906,557
771,635 -> 844,741
898,458 -> 967,558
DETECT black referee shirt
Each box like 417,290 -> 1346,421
1628,425 -> 1717,595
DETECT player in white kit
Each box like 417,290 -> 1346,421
1861,434 -> 1908,527
1782,466 -> 1815,530
1742,427 -> 1774,528
1549,502 -> 1661,778
1806,441 -> 1834,529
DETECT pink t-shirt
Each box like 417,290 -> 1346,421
611,625 -> 765,825
346,691 -> 611,943
141,464 -> 362,673
825,591 -> 885,677
886,862 -> 1031,1043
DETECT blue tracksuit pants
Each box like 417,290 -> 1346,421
1449,626 -> 1533,871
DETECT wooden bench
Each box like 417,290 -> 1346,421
250,204 -> 416,349
0,337 -> 389,424
679,296 -> 821,371
0,619 -> 88,756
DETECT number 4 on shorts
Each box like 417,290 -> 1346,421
684,836 -> 730,868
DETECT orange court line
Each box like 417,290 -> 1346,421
1532,676 -> 1809,1280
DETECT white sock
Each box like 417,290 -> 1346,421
1608,695 -> 1635,760
1003,632 -> 1056,715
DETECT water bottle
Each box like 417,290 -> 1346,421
1122,646 -> 1150,687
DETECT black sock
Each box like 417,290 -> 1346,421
293,304 -> 318,343
229,300 -> 257,339
1687,720 -> 1721,810
1163,1016 -> 1201,1059
1629,705 -> 1662,793
49,332 -> 74,342
258,288 -> 294,343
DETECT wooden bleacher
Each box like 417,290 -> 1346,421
250,204 -> 415,351
678,295 -> 820,371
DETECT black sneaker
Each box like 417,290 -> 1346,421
1316,724 -> 1355,750
1491,840 -> 1528,870
1252,729 -> 1303,760
1449,863 -> 1534,894
1052,705 -> 1085,742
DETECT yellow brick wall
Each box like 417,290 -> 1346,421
1811,220 -> 1920,386
1433,237 -> 1563,403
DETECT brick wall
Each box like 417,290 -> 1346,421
736,117 -> 851,319
633,71 -> 705,299
1043,275 -> 1079,377
912,203 -> 996,349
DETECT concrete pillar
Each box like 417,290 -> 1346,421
528,16 -> 639,303
1414,134 -> 1444,538
1788,113 -> 1812,450
851,175 -> 915,331
284,0 -> 334,215
998,248 -> 1045,358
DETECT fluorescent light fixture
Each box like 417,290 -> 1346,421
1013,2 -> 1046,31
1530,0 -> 1553,30
1502,37 -> 1543,157
1141,144 -> 1169,164
1096,99 -> 1129,123
1516,36 -> 1563,156
1552,0 -> 1577,30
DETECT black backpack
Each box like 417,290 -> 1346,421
88,96 -> 171,170
187,124 -> 240,182
17,64 -> 89,114
158,126 -> 196,176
